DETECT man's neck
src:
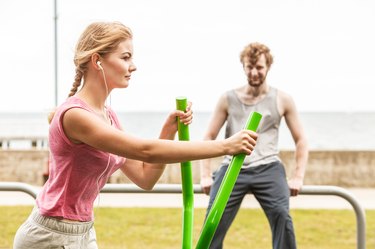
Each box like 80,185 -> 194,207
245,83 -> 269,97
236,83 -> 270,106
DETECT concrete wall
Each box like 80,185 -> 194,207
1,150 -> 374,187
0,150 -> 49,186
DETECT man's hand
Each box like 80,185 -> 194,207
288,177 -> 303,197
200,176 -> 213,195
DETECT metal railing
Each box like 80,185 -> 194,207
0,182 -> 366,249
0,136 -> 48,149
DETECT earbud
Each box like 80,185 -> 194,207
97,61 -> 103,70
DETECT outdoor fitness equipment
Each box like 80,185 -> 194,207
195,111 -> 262,249
176,97 -> 262,249
176,97 -> 194,249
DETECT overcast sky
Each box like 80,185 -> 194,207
1,0 -> 374,113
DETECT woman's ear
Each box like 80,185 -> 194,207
91,53 -> 102,70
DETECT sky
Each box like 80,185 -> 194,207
0,0 -> 374,113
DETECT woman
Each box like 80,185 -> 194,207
13,21 -> 257,249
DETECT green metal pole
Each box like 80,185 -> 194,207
176,97 -> 194,249
195,111 -> 262,249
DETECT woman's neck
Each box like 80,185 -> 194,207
74,78 -> 112,121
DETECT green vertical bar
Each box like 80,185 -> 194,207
195,112 -> 262,249
176,97 -> 194,249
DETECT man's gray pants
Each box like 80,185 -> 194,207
206,161 -> 296,249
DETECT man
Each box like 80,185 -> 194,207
200,42 -> 308,249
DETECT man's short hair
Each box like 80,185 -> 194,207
240,42 -> 273,68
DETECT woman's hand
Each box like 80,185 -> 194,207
160,101 -> 193,139
177,101 -> 193,126
224,130 -> 258,156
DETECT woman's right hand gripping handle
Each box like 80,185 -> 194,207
224,130 -> 258,156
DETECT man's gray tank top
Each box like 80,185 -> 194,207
222,87 -> 282,168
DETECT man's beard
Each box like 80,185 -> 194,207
247,71 -> 268,87
248,77 -> 265,87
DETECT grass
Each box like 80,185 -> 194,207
1,206 -> 374,249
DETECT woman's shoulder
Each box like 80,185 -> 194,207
55,97 -> 92,114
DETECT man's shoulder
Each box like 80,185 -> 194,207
274,87 -> 293,100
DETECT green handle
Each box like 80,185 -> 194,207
176,97 -> 194,249
195,111 -> 262,249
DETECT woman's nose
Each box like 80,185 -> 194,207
130,62 -> 137,72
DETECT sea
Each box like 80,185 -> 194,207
0,112 -> 375,150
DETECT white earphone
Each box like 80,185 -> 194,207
97,61 -> 103,70
95,59 -> 111,207
97,60 -> 110,109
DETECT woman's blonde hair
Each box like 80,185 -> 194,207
48,22 -> 132,123
68,21 -> 133,97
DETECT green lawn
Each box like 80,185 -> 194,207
1,206 -> 374,249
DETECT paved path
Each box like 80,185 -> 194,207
1,188 -> 374,210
